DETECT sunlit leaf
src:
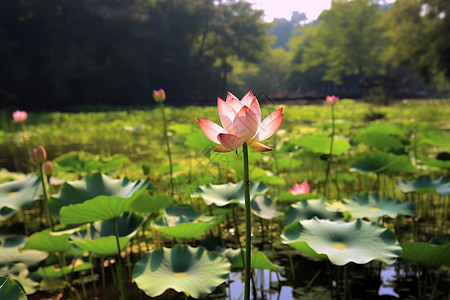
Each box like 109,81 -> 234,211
400,239 -> 450,267
396,176 -> 450,195
250,196 -> 279,220
285,199 -> 343,225
291,135 -> 351,155
0,235 -> 48,267
0,276 -> 27,300
0,263 -> 39,295
351,151 -> 417,174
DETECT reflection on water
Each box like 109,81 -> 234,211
227,270 -> 293,300
378,265 -> 400,298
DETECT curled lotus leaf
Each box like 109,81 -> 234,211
332,193 -> 415,221
281,218 -> 401,266
151,205 -> 224,239
285,199 -> 343,225
0,276 -> 28,300
133,245 -> 230,298
419,157 -> 450,169
351,151 -> 417,174
219,248 -> 281,272
0,235 -> 48,267
0,263 -> 40,295
291,135 -> 351,156
396,176 -> 450,195
49,173 -> 151,218
0,175 -> 42,222
250,196 -> 280,220
194,181 -> 267,207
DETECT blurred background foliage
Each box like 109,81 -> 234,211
1,0 -> 449,109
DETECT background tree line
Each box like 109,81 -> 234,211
1,0 -> 449,109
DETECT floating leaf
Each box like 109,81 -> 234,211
54,151 -> 130,175
184,130 -> 215,152
250,196 -> 279,220
194,181 -> 267,207
351,151 -> 417,174
353,131 -> 404,151
285,199 -> 343,225
291,135 -> 350,156
396,176 -> 450,195
0,235 -> 47,267
133,245 -> 230,298
0,175 -> 42,222
360,122 -> 405,136
281,218 -> 401,265
400,239 -> 450,267
49,173 -> 151,218
418,132 -> 450,149
0,276 -> 27,300
333,193 -> 415,221
151,205 -> 224,239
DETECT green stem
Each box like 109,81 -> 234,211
324,105 -> 335,198
159,103 -> 174,196
39,163 -> 54,231
113,218 -> 126,300
243,142 -> 251,300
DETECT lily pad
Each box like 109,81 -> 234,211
400,239 -> 450,267
281,218 -> 401,265
360,122 -> 406,136
396,176 -> 450,195
353,131 -> 404,151
0,263 -> 40,295
291,135 -> 351,156
70,213 -> 145,255
250,196 -> 279,220
351,151 -> 417,174
0,235 -> 48,267
194,181 -> 267,207
49,173 -> 151,218
54,151 -> 130,175
333,193 -> 415,221
219,248 -> 281,272
133,245 -> 230,298
285,199 -> 343,225
0,276 -> 27,300
0,175 -> 42,221
151,205 -> 224,239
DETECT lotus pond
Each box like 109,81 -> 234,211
0,98 -> 449,300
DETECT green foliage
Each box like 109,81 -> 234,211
0,276 -> 28,300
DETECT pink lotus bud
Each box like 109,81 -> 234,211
326,95 -> 339,106
29,145 -> 47,165
12,110 -> 28,123
44,161 -> 53,176
153,89 -> 166,103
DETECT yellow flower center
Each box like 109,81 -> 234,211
369,208 -> 380,212
173,272 -> 187,278
8,192 -> 18,197
331,242 -> 347,250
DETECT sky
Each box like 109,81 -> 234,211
250,0 -> 396,22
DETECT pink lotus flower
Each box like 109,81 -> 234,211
326,95 -> 339,105
153,89 -> 166,103
198,91 -> 284,152
289,181 -> 310,195
12,110 -> 28,123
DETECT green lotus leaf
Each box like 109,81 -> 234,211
0,175 -> 42,222
0,235 -> 48,267
49,173 -> 151,218
271,157 -> 302,171
360,122 -> 406,136
210,150 -> 262,165
194,181 -> 267,207
0,263 -> 39,295
419,157 -> 450,168
128,193 -> 174,214
291,135 -> 351,156
133,245 -> 230,298
22,229 -> 75,254
396,176 -> 450,195
35,258 -> 93,278
151,205 -> 224,239
285,199 -> 343,225
70,213 -> 144,255
219,248 -> 281,272
281,218 -> 401,266
54,151 -> 130,175
245,167 -> 285,186
184,130 -> 215,151
277,192 -> 322,202
400,240 -> 450,267
351,151 -> 417,174
250,196 -> 279,220
0,276 -> 27,300
418,132 -> 450,149
353,131 -> 404,151
333,193 -> 415,221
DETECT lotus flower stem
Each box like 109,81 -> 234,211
38,163 -> 54,231
243,142 -> 251,300
159,102 -> 174,196
324,104 -> 335,198
112,218 -> 127,300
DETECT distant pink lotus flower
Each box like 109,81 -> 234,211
12,110 -> 28,123
153,89 -> 166,103
289,181 -> 310,195
326,95 -> 339,105
198,91 -> 284,152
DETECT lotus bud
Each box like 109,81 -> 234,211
12,110 -> 28,123
44,161 -> 53,176
29,145 -> 47,165
153,89 -> 166,103
326,95 -> 339,106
